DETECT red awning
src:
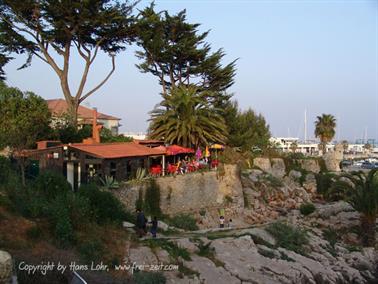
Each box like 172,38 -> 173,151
165,145 -> 195,156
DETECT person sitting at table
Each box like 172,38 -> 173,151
176,160 -> 182,174
180,159 -> 187,174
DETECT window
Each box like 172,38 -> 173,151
111,126 -> 118,135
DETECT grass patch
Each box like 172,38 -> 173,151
322,227 -> 339,248
263,174 -> 283,188
258,247 -> 275,259
178,263 -> 199,278
196,240 -> 224,267
143,239 -> 191,261
345,244 -> 362,253
166,214 -> 198,231
299,203 -> 316,216
266,222 -> 309,255
280,251 -> 295,262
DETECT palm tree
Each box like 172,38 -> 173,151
290,141 -> 298,153
314,114 -> 336,154
329,170 -> 378,246
148,85 -> 227,148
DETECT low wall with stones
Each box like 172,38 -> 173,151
114,164 -> 244,216
0,251 -> 12,284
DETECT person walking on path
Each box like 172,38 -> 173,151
150,216 -> 158,238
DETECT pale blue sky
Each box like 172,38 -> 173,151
4,0 -> 378,142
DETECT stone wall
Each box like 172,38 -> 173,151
0,251 -> 12,283
114,165 -> 244,216
323,144 -> 344,172
252,157 -> 321,176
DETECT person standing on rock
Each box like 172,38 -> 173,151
219,216 -> 225,228
136,209 -> 146,238
228,219 -> 233,228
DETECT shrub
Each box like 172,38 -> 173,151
266,222 -> 309,255
299,203 -> 316,216
78,183 -> 127,224
26,225 -> 43,240
0,156 -> 12,182
315,172 -> 336,197
224,195 -> 233,204
263,174 -> 283,187
144,180 -> 162,217
322,227 -> 339,256
50,191 -> 92,229
54,210 -> 74,247
33,170 -> 72,200
78,239 -> 105,263
168,213 -> 198,231
132,271 -> 166,284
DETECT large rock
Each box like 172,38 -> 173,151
128,246 -> 158,266
313,201 -> 354,219
253,158 -> 271,173
302,173 -> 317,194
184,255 -> 240,284
0,251 -> 12,284
235,227 -> 276,246
270,158 -> 286,178
297,159 -> 320,173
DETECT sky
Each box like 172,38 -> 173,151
3,0 -> 378,143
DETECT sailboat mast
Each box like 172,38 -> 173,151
304,109 -> 307,143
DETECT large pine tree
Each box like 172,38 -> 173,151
135,4 -> 237,105
0,0 -> 136,125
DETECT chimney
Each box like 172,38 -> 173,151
92,107 -> 102,143
82,107 -> 102,144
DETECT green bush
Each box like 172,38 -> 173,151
144,180 -> 162,217
133,271 -> 166,284
0,156 -> 11,182
167,213 -> 198,231
299,203 -> 316,216
315,172 -> 336,197
78,183 -> 129,225
78,239 -> 104,263
33,170 -> 72,200
266,222 -> 309,255
54,209 -> 74,247
26,225 -> 43,240
49,192 -> 92,229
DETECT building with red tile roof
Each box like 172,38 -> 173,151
46,99 -> 121,134
28,141 -> 167,190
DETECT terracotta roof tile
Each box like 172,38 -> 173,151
69,142 -> 166,159
46,99 -> 121,120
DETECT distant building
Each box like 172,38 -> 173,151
269,137 -> 331,155
122,132 -> 147,140
46,99 -> 121,135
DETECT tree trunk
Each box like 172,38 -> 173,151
66,98 -> 79,127
361,215 -> 376,247
18,157 -> 26,187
